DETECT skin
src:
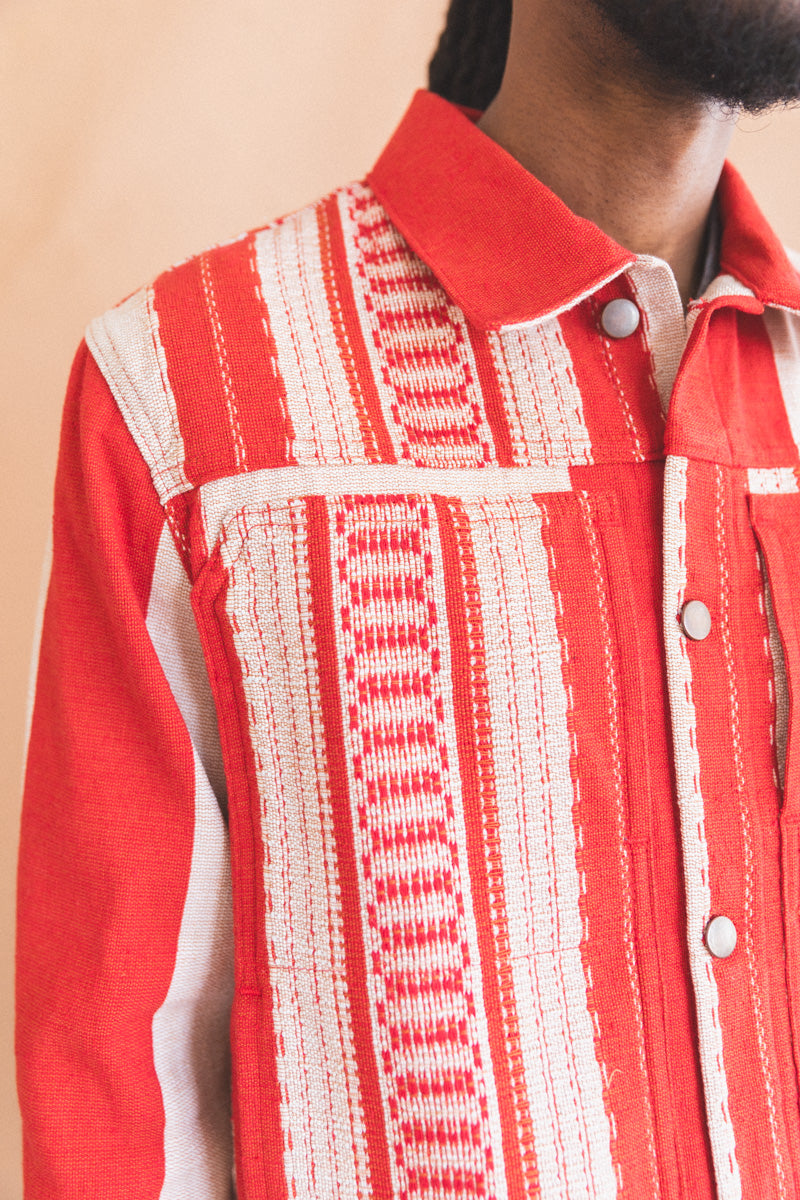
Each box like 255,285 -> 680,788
479,1 -> 744,307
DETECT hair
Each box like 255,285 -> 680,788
428,0 -> 513,110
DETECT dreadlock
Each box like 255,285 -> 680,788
428,0 -> 513,111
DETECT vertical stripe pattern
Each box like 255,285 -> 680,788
487,320 -> 593,466
87,287 -> 189,503
326,493 -> 502,1199
219,499 -> 372,1199
73,143 -> 800,1200
337,185 -> 497,467
461,495 -> 616,1199
147,524 -> 235,1199
662,456 -> 741,1200
253,206 -> 369,465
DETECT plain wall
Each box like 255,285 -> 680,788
3,3 -> 800,1195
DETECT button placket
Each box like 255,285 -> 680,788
662,456 -> 745,1188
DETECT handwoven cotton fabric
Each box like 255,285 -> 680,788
17,89 -> 800,1200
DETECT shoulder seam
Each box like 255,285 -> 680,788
86,287 -> 191,507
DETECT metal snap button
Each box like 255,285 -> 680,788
704,915 -> 737,959
600,298 -> 641,339
680,600 -> 712,642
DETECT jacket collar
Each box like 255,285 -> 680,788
367,89 -> 800,331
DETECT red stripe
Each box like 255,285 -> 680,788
153,242 -> 294,488
201,233 -> 295,469
707,309 -> 797,467
17,351 -> 196,1195
321,194 -> 397,463
466,327 -> 516,466
570,460 -> 717,1198
560,281 -> 663,463
305,495 -> 394,1198
684,460 -> 788,1195
191,547 -> 289,1200
740,491 -> 800,1185
538,487 -> 666,1198
153,258 -> 242,484
434,496 -> 537,1199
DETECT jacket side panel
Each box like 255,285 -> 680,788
16,345 -> 233,1199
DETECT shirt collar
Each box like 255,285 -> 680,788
367,89 -> 800,330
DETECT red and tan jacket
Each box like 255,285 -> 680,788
17,90 -> 800,1200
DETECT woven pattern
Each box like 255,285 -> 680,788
19,91 -> 800,1200
82,167 -> 800,1199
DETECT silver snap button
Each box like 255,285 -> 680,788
600,298 -> 641,339
704,915 -> 737,959
680,600 -> 712,641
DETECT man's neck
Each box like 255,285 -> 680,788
478,0 -> 737,307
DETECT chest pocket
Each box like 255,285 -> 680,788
195,483 -> 646,1200
750,491 -> 800,1058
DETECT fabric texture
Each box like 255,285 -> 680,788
17,89 -> 800,1199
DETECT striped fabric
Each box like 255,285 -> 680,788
16,89 -> 800,1199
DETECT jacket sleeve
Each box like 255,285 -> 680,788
16,343 -> 235,1198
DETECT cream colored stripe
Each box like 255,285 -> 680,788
428,513 -> 509,1199
200,464 -> 572,546
253,207 -> 366,464
748,467 -> 799,495
146,523 -> 234,1199
86,287 -> 189,503
628,260 -> 686,416
662,456 -> 741,1200
700,275 -> 756,304
489,318 -> 593,466
466,496 -> 616,1199
220,500 -> 370,1200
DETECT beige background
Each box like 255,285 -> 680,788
3,2 -> 800,1195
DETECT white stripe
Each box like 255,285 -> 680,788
428,514 -> 510,1199
747,467 -> 799,496
146,523 -> 234,1199
763,308 -> 800,457
253,208 -> 365,464
22,528 -> 53,778
628,260 -> 686,415
490,318 -> 594,465
219,500 -> 370,1200
200,464 -> 573,546
467,496 -> 616,1199
662,457 -> 741,1200
87,288 -> 189,504
699,275 -> 756,304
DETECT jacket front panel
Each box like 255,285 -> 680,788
17,88 -> 800,1200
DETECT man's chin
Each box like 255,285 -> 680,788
591,0 -> 800,114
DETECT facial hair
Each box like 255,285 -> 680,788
590,0 -> 800,113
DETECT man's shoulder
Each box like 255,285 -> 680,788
86,177 -> 385,366
82,177 -> 444,505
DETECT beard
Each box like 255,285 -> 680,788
590,0 -> 800,113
